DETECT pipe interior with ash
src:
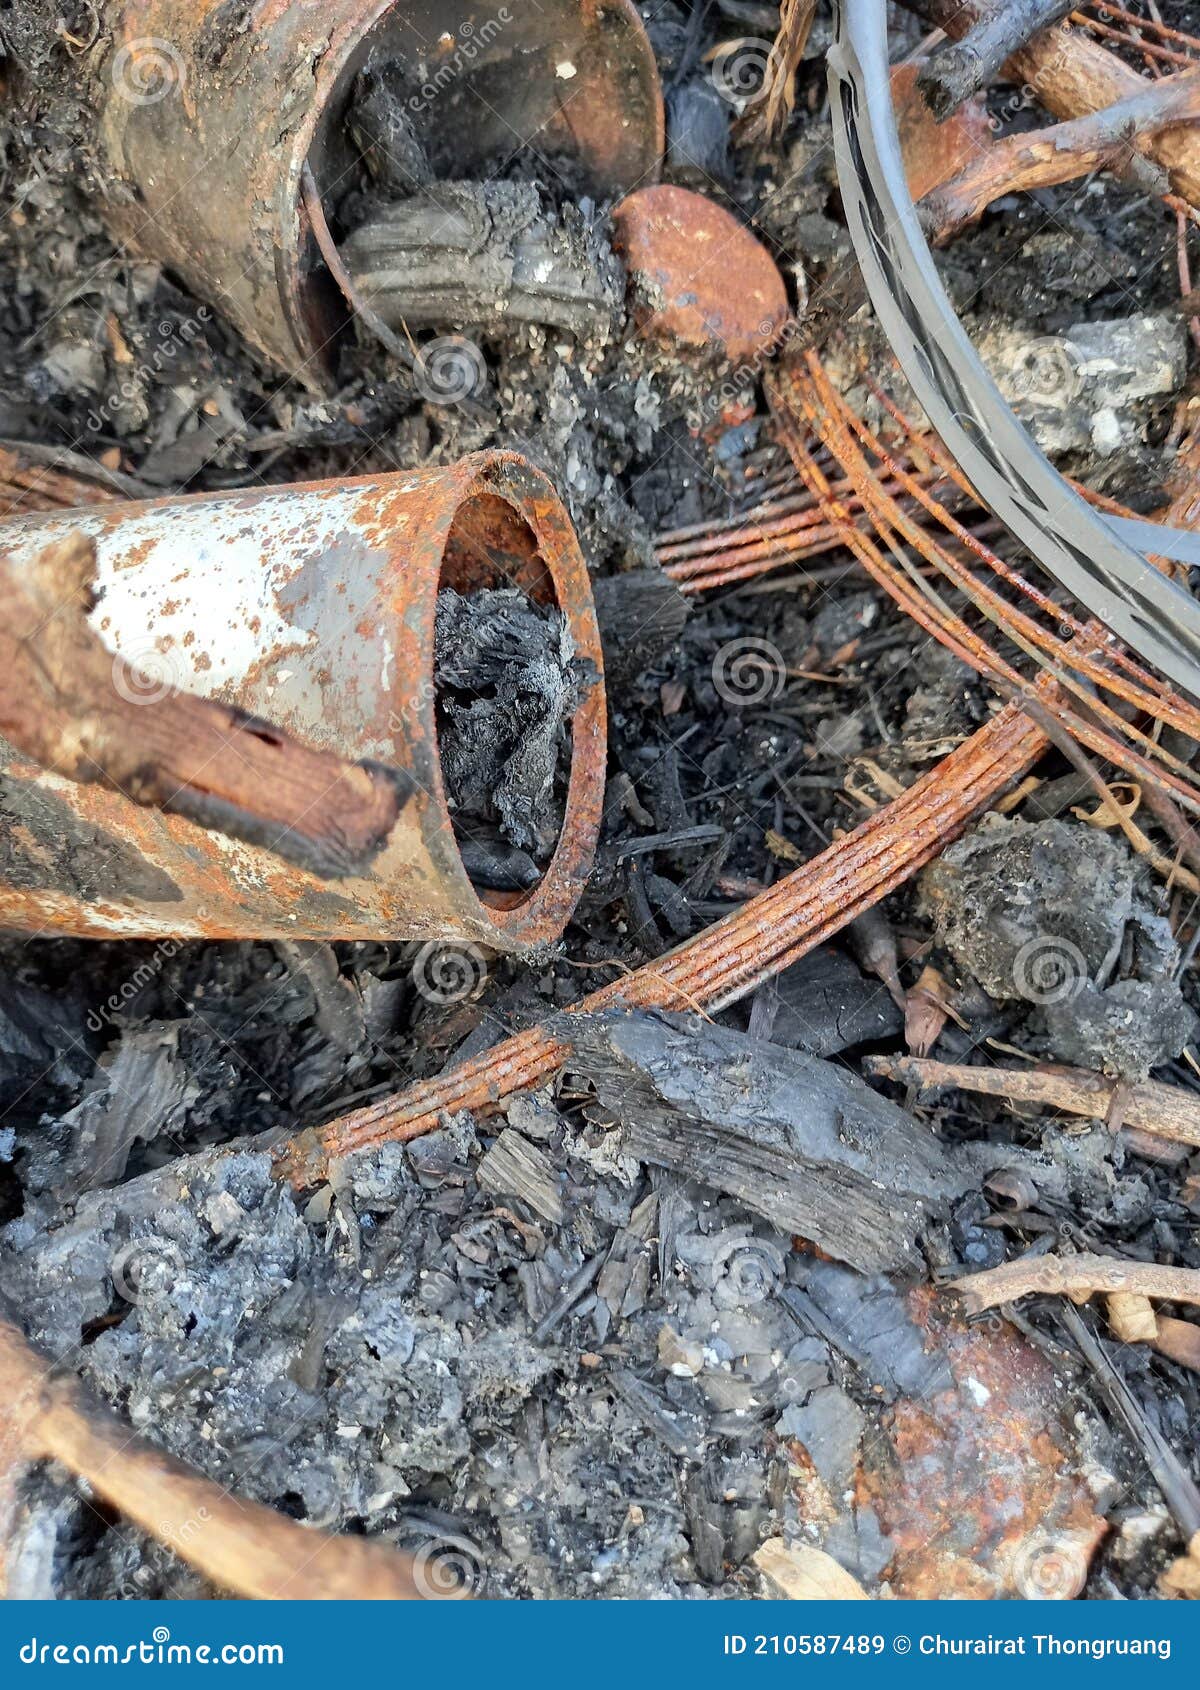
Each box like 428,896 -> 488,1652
430,483 -> 598,903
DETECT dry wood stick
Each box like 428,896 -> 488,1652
0,534 -> 410,879
0,1315 -> 437,1600
922,68 -> 1200,243
864,1054 -> 1200,1148
276,691 -> 1051,1187
905,0 -> 1200,210
917,0 -> 1076,119
950,1253 -> 1200,1313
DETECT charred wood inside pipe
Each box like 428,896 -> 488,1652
342,182 -> 624,341
434,586 -> 592,889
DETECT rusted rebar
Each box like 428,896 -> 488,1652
766,354 -> 1200,817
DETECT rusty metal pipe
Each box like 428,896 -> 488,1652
0,451 -> 605,946
86,0 -> 663,385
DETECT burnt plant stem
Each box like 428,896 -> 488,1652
917,0 -> 1076,120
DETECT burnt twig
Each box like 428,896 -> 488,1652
864,1054 -> 1200,1148
950,1253 -> 1200,1313
917,0 -> 1076,120
922,68 -> 1200,244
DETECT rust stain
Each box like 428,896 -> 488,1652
612,185 -> 789,365
857,1290 -> 1106,1599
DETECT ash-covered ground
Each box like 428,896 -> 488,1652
1,1 -> 1199,1600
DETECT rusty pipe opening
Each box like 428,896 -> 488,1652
91,0 -> 663,387
0,451 -> 606,949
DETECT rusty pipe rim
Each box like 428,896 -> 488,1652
291,0 -> 665,375
0,450 -> 605,949
94,1 -> 662,385
251,0 -> 662,377
389,449 -> 607,948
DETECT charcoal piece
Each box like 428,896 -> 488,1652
607,1366 -> 701,1459
666,80 -> 732,182
343,180 -> 622,339
434,586 -> 586,859
568,1010 -> 971,1275
752,944 -> 902,1056
920,817 -> 1135,1001
53,1022 -> 199,1199
1041,978 -> 1197,1083
456,835 -> 541,892
591,568 -> 689,691
791,1259 -> 954,1402
682,1455 -> 770,1583
779,1385 -> 864,1497
347,62 -> 434,194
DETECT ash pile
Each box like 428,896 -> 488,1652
2,0 -> 1200,1605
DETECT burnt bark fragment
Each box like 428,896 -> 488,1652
343,181 -> 623,340
568,1009 -> 971,1276
917,0 -> 1076,120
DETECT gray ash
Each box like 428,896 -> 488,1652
434,586 -> 586,890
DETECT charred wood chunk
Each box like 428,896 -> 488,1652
567,1010 -> 970,1276
342,181 -> 623,340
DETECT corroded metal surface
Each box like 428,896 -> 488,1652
0,452 -> 606,948
92,0 -> 663,385
857,1291 -> 1106,1599
612,185 -> 789,365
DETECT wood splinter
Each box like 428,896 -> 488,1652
922,68 -> 1200,245
0,534 -> 411,880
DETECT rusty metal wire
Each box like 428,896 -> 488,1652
1074,4 -> 1200,69
764,351 -> 1200,818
